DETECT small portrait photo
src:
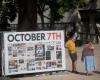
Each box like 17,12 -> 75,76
8,46 -> 12,51
46,51 -> 51,60
47,45 -> 54,50
56,45 -> 62,50
56,51 -> 62,59
46,62 -> 51,68
35,44 -> 45,60
12,51 -> 18,57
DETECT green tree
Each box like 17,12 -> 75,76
37,0 -> 64,30
47,0 -> 63,30
45,0 -> 88,30
0,0 -> 17,31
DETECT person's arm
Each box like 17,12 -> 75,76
81,49 -> 84,62
81,45 -> 85,62
65,41 -> 69,48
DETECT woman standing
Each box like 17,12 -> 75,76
66,37 -> 77,73
81,40 -> 96,75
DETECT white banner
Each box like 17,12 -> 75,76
3,30 -> 66,75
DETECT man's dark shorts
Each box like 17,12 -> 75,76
69,53 -> 77,61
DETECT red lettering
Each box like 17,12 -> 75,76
47,32 -> 61,40
56,32 -> 61,40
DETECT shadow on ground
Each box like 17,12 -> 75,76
1,70 -> 99,80
0,76 -> 19,80
93,71 -> 100,74
67,70 -> 87,75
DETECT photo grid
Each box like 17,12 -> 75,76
7,41 -> 63,74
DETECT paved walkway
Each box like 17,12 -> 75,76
7,44 -> 100,80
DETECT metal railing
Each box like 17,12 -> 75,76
9,22 -> 75,31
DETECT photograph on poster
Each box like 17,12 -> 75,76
51,60 -> 57,68
17,51 -> 25,57
16,43 -> 26,49
27,43 -> 35,51
35,61 -> 46,70
8,43 -> 27,57
19,59 -> 24,64
41,61 -> 46,69
56,45 -> 62,50
57,60 -> 62,68
8,59 -> 18,70
35,61 -> 42,70
46,51 -> 51,60
26,44 -> 35,57
46,61 -> 52,69
56,51 -> 62,59
8,52 -> 12,56
9,69 -> 18,73
8,50 -> 17,57
8,44 -> 12,51
18,49 -> 25,54
27,59 -> 35,66
35,44 -> 45,60
18,59 -> 27,71
47,45 -> 54,50
7,41 -> 62,73
8,44 -> 13,55
13,52 -> 18,57
18,65 -> 27,71
17,43 -> 26,53
27,46 -> 34,51
27,59 -> 35,71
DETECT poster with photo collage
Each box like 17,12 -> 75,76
3,31 -> 66,75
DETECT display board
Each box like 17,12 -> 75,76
3,30 -> 66,75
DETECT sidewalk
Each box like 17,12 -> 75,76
9,44 -> 100,80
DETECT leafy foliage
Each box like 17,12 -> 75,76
57,0 -> 88,14
0,0 -> 90,31
6,0 -> 17,22
45,0 -> 89,22
45,0 -> 63,22
0,0 -> 17,30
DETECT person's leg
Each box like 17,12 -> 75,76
70,53 -> 77,72
73,54 -> 77,72
72,61 -> 74,72
74,60 -> 77,72
86,70 -> 89,76
84,56 -> 90,75
72,60 -> 77,72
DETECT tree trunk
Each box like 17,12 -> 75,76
37,5 -> 45,30
40,14 -> 45,30
17,0 -> 37,31
50,9 -> 54,30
